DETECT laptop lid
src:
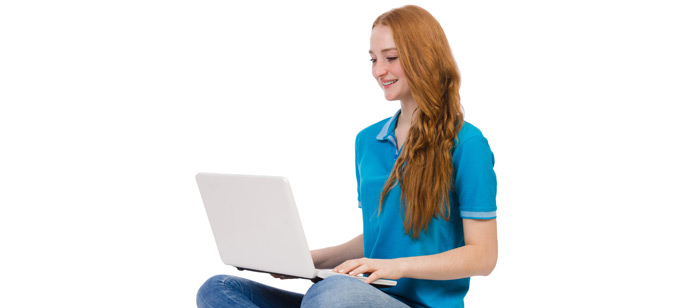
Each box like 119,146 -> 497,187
196,173 -> 317,279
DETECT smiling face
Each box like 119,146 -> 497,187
369,25 -> 413,104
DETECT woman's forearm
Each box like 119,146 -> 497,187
400,243 -> 497,280
312,234 -> 364,269
401,218 -> 497,280
331,220 -> 497,283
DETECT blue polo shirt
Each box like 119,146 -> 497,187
355,110 -> 497,308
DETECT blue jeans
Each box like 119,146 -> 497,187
197,274 -> 411,308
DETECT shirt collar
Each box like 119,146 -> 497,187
376,109 -> 401,146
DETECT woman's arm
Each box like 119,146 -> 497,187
272,234 -> 364,279
334,219 -> 497,283
312,234 -> 364,269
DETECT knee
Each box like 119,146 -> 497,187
314,275 -> 365,291
196,275 -> 244,307
197,275 -> 224,304
302,275 -> 366,307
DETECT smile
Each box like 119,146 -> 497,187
382,79 -> 398,86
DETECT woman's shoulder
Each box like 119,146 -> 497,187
457,121 -> 487,145
356,116 -> 392,140
452,121 -> 494,166
354,117 -> 489,146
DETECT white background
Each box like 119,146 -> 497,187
1,0 -> 679,307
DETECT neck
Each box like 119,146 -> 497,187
398,97 -> 417,129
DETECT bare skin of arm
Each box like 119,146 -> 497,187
272,234 -> 364,279
312,234 -> 364,269
333,219 -> 497,284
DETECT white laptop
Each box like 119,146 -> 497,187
196,173 -> 397,288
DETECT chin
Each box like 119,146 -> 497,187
383,94 -> 400,101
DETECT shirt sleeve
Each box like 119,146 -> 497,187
452,135 -> 497,219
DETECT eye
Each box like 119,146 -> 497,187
387,57 -> 398,62
370,58 -> 377,63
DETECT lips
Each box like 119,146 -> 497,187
381,79 -> 398,87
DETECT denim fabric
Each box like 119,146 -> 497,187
196,275 -> 411,308
301,275 -> 410,308
197,275 -> 303,308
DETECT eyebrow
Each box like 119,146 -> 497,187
368,47 -> 398,54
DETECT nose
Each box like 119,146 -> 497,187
373,60 -> 387,78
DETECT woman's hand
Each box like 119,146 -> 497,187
333,257 -> 405,284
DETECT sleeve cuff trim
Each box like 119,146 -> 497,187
460,210 -> 496,219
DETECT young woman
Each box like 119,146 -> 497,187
197,5 -> 497,308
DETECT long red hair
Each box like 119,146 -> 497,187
375,5 -> 464,239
